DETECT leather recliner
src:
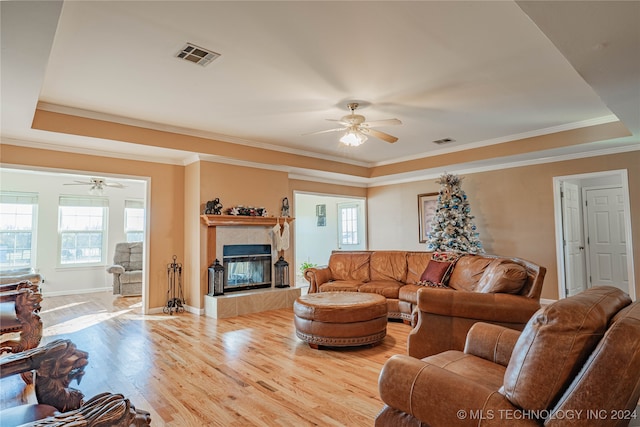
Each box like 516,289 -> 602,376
377,286 -> 640,427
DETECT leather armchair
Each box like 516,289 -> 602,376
377,286 -> 640,427
0,280 -> 42,354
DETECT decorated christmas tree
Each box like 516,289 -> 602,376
426,173 -> 484,254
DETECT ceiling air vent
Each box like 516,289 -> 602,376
432,138 -> 455,145
176,43 -> 220,67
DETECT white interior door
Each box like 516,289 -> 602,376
561,182 -> 586,296
337,202 -> 366,250
584,187 -> 628,292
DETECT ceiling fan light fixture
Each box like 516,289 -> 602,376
339,130 -> 367,147
88,184 -> 105,196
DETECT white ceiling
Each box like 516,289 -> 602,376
1,1 -> 639,183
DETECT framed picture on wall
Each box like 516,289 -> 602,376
418,193 -> 439,243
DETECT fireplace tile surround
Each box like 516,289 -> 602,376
201,215 -> 300,318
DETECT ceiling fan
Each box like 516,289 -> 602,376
64,177 -> 126,195
306,102 -> 402,146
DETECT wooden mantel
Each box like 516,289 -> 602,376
200,215 -> 294,227
200,215 -> 295,270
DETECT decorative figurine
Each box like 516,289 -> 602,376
205,198 -> 223,215
281,197 -> 290,217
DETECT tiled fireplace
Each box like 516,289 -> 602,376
201,215 -> 301,319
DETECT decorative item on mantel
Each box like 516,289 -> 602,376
281,197 -> 290,217
274,256 -> 290,288
224,205 -> 268,216
164,255 -> 185,315
204,198 -> 223,215
208,259 -> 225,296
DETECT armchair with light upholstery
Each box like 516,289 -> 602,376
377,286 -> 640,427
106,242 -> 143,296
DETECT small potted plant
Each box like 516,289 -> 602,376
299,261 -> 317,276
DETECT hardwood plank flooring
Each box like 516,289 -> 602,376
1,291 -> 410,426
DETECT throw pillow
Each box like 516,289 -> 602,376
419,260 -> 454,287
476,259 -> 527,294
416,279 -> 449,288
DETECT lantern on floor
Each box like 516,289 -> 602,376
274,256 -> 290,288
208,259 -> 225,296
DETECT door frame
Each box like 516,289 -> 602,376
553,169 -> 635,300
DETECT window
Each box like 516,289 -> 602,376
124,200 -> 144,242
339,204 -> 359,245
59,196 -> 108,265
0,192 -> 38,268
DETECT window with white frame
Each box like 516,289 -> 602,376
124,200 -> 144,242
339,204 -> 359,246
58,196 -> 108,265
0,192 -> 38,268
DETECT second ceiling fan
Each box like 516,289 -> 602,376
307,103 -> 402,146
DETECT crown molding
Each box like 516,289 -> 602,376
35,102 -> 370,168
371,115 -> 620,167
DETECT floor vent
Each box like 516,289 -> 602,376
432,137 -> 455,145
176,43 -> 220,67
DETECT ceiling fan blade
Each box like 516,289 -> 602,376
105,182 -> 126,188
361,118 -> 402,127
325,118 -> 352,126
302,127 -> 346,136
64,181 -> 93,185
363,128 -> 398,144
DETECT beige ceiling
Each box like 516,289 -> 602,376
1,1 -> 639,184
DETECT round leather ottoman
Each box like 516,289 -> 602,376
293,292 -> 387,349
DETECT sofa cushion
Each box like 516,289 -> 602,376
328,252 -> 370,282
476,259 -> 527,294
358,280 -> 404,299
120,270 -> 142,285
398,284 -> 423,305
448,255 -> 493,291
319,280 -> 362,292
501,286 -> 631,411
128,242 -> 143,271
370,251 -> 408,282
406,252 -> 432,284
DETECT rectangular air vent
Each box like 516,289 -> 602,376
432,138 -> 455,145
176,43 -> 220,67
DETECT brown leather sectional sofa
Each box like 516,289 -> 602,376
304,250 -> 546,356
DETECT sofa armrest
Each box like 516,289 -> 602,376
408,288 -> 540,359
417,287 -> 541,324
464,323 -> 521,367
378,354 -> 530,427
106,265 -> 125,275
303,266 -> 332,293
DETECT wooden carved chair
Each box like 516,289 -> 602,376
0,339 -> 151,426
1,280 -> 43,355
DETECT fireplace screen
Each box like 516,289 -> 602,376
223,244 -> 272,292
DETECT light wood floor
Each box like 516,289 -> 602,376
1,291 -> 410,426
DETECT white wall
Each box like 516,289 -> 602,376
0,168 -> 145,295
294,192 -> 366,280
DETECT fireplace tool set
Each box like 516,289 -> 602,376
164,255 -> 185,315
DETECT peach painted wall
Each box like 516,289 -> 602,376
0,144 -> 184,310
367,151 -> 640,300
